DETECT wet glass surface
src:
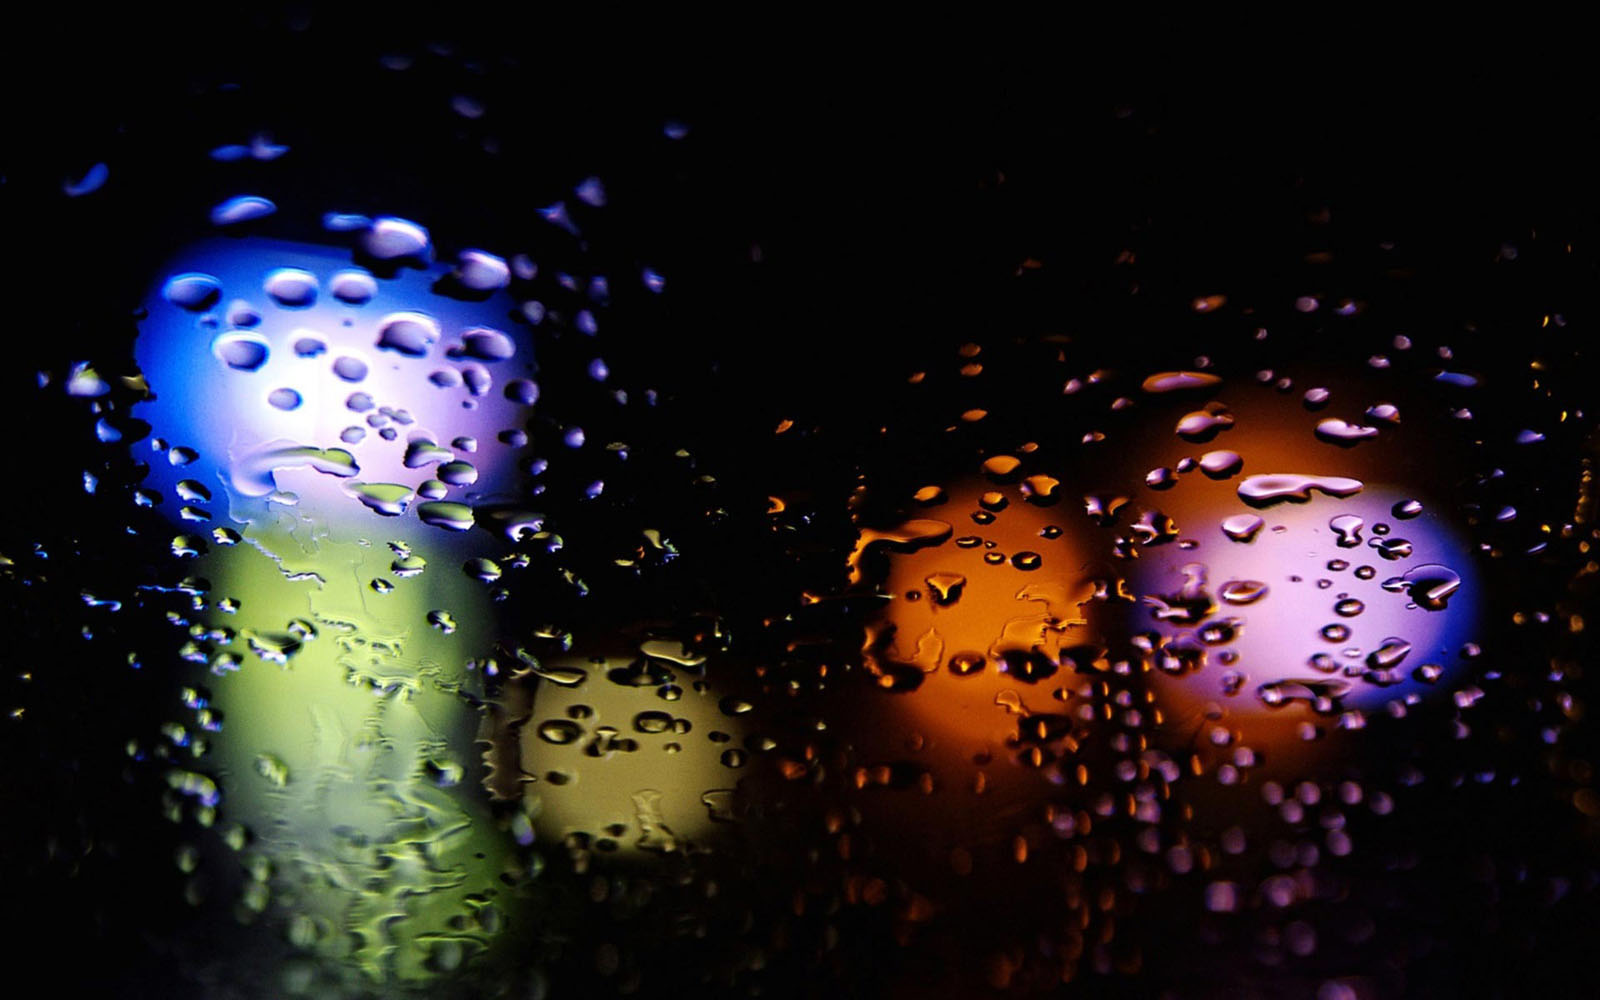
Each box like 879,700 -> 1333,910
6,13 -> 1600,999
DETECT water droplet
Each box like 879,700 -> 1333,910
1334,598 -> 1365,617
1365,636 -> 1411,671
263,268 -> 318,307
267,388 -> 301,410
1413,663 -> 1444,683
1257,678 -> 1352,710
949,652 -> 986,676
437,460 -> 478,486
1142,371 -> 1222,393
982,454 -> 1021,479
403,439 -> 453,468
254,753 -> 290,787
537,720 -> 584,745
209,196 -> 276,226
924,572 -> 966,605
1315,418 -> 1380,445
1011,551 -> 1042,571
455,327 -> 516,361
1176,405 -> 1234,441
293,336 -> 325,357
162,273 -> 221,311
1021,475 -> 1061,503
360,216 -> 431,261
343,482 -> 414,516
63,161 -> 109,197
1398,564 -> 1462,610
1238,474 -> 1363,507
1221,513 -> 1265,542
1199,450 -> 1243,479
1392,499 -> 1423,519
1329,514 -> 1364,547
453,250 -> 510,291
417,501 -> 474,531
212,333 -> 270,372
376,312 -> 440,356
1372,537 -> 1413,560
1220,580 -> 1269,604
65,363 -> 110,397
228,444 -> 358,497
329,270 -> 377,304
1321,624 -> 1351,642
331,356 -> 368,382
575,176 -> 606,206
461,363 -> 492,396
633,711 -> 673,734
505,379 -> 539,405
463,557 -> 501,582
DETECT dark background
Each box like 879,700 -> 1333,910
4,10 -> 1600,998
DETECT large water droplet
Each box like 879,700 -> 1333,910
344,482 -> 414,516
1398,564 -> 1462,611
375,312 -> 440,356
1221,513 -> 1265,542
1220,580 -> 1269,604
263,268 -> 318,307
1330,514 -> 1364,547
1199,450 -> 1243,479
212,333 -> 270,372
209,195 -> 276,226
163,273 -> 221,311
417,501 -> 474,531
267,388 -> 301,410
331,356 -> 368,382
456,327 -> 516,361
360,216 -> 431,260
537,719 -> 584,745
1238,474 -> 1363,507
329,270 -> 377,305
1143,371 -> 1222,393
1315,418 -> 1380,445
453,250 -> 510,291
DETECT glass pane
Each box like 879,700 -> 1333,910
6,14 -> 1599,999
